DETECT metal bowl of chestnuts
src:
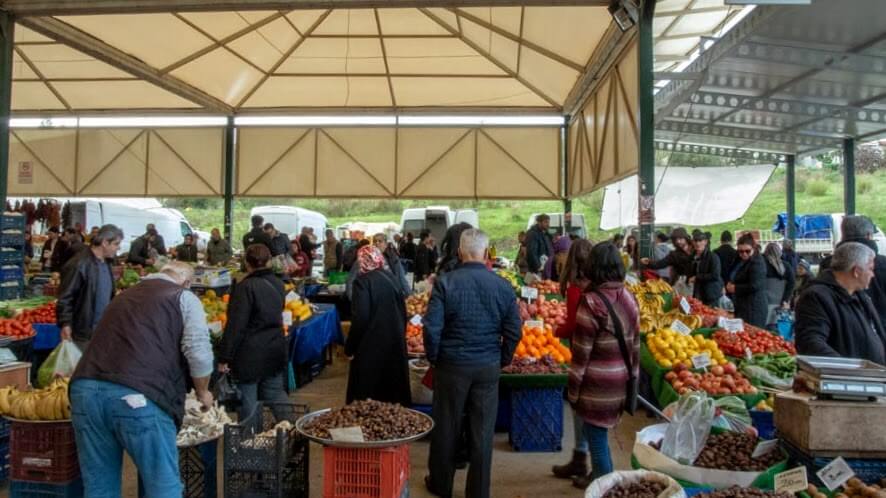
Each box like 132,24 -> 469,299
296,399 -> 435,448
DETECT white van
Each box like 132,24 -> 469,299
250,206 -> 328,274
526,213 -> 587,239
400,206 -> 479,243
64,198 -> 197,254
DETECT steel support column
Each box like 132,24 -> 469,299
843,138 -> 856,215
562,123 -> 573,235
785,155 -> 796,244
638,0 -> 656,260
223,117 -> 236,242
0,14 -> 13,213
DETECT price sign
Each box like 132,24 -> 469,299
208,321 -> 223,334
410,314 -> 423,326
774,467 -> 808,494
817,457 -> 855,491
671,320 -> 692,335
691,352 -> 711,370
752,439 -> 779,458
718,317 -> 744,333
521,286 -> 538,300
282,311 -> 293,327
745,347 -> 753,361
525,320 -> 544,329
328,427 -> 365,443
680,297 -> 691,314
285,291 -> 299,303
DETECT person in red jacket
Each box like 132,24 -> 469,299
551,238 -> 594,480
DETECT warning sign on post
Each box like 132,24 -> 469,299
18,161 -> 33,184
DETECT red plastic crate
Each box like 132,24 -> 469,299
323,445 -> 409,498
10,421 -> 79,483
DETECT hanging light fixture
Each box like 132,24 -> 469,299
608,0 -> 639,32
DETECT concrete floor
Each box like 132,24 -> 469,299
0,355 -> 653,497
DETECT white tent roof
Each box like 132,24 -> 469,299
599,164 -> 775,230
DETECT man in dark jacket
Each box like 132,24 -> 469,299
127,229 -> 158,267
242,215 -> 273,252
413,230 -> 435,283
642,228 -> 694,280
524,214 -> 553,275
263,223 -> 291,257
57,225 -> 122,351
690,232 -> 723,306
299,227 -> 317,262
145,223 -> 167,255
796,242 -> 886,365
174,234 -> 199,263
423,229 -> 522,498
714,230 -> 737,284
819,215 -> 886,329
205,228 -> 233,266
70,261 -> 214,497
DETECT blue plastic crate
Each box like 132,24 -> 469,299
0,265 -> 24,283
750,410 -> 775,440
10,478 -> 83,498
0,284 -> 24,301
509,387 -> 563,452
0,417 -> 10,440
1,215 -> 25,231
0,233 -> 25,248
781,438 -> 886,487
0,249 -> 24,265
495,386 -> 511,433
684,488 -> 714,497
411,404 -> 432,417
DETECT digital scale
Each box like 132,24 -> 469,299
797,356 -> 886,401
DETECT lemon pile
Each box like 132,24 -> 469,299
646,329 -> 727,369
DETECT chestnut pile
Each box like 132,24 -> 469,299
303,400 -> 432,442
694,433 -> 783,471
692,487 -> 792,498
502,355 -> 566,374
601,480 -> 666,498
834,477 -> 886,498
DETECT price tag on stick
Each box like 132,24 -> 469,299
521,286 -> 538,300
671,320 -> 692,336
817,457 -> 855,491
718,317 -> 744,333
410,314 -> 423,326
752,439 -> 779,459
774,467 -> 808,494
282,311 -> 293,327
525,320 -> 544,329
680,297 -> 691,314
328,427 -> 365,443
691,352 -> 711,370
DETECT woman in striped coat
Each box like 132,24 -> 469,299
567,242 -> 640,489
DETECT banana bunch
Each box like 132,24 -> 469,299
659,309 -> 703,329
0,377 -> 71,421
496,270 -> 521,294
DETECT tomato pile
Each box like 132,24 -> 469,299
713,327 -> 796,357
0,319 -> 35,339
18,302 -> 57,325
684,296 -> 728,328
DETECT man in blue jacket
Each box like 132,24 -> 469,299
524,214 -> 553,275
423,229 -> 522,498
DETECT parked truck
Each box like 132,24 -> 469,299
756,213 -> 886,262
400,206 -> 479,244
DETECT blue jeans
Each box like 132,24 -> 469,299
70,379 -> 182,498
572,408 -> 589,453
580,422 -> 613,480
238,371 -> 289,423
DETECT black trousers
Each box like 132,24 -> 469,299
428,362 -> 500,498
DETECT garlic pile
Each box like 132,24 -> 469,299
176,391 -> 232,447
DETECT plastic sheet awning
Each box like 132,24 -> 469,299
599,164 -> 775,230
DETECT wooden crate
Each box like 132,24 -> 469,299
0,362 -> 30,390
775,390 -> 886,458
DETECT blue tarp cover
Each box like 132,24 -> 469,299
773,213 -> 832,239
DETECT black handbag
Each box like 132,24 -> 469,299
214,372 -> 242,410
592,290 -> 639,415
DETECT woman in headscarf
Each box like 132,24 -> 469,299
763,242 -> 795,322
345,245 -> 411,405
545,235 -> 572,281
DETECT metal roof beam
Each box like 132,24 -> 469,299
18,16 -> 233,114
654,139 -> 786,162
731,41 -> 886,75
2,0 -> 610,15
655,5 -> 732,18
564,22 -> 631,116
656,120 -> 840,148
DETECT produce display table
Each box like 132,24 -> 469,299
310,290 -> 351,321
288,303 -> 344,374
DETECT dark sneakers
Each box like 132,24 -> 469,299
551,450 -> 589,479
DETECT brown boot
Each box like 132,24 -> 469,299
551,451 -> 588,479
572,472 -> 594,490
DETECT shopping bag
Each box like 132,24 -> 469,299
660,391 -> 715,464
421,367 -> 434,390
37,340 -> 82,388
213,372 -> 241,410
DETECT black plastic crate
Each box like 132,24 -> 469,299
137,439 -> 218,498
224,402 -> 309,498
781,438 -> 886,487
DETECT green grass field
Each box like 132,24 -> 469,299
170,167 -> 886,258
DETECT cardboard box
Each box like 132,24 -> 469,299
0,362 -> 31,390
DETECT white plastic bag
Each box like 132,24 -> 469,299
37,340 -> 82,387
672,276 -> 693,298
585,470 -> 686,498
660,392 -> 715,464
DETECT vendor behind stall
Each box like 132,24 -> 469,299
795,242 -> 886,365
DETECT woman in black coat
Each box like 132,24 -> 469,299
763,242 -> 795,323
726,234 -> 768,328
345,245 -> 411,405
218,244 -> 289,422
690,232 -> 723,307
641,228 -> 694,280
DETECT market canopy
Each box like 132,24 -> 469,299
654,0 -> 886,159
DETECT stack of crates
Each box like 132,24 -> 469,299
224,401 -> 310,498
322,445 -> 410,498
8,420 -> 82,498
0,213 -> 26,301
0,417 -> 9,482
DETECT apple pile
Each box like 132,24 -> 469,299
517,295 -> 567,326
530,279 -> 560,295
664,362 -> 758,396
